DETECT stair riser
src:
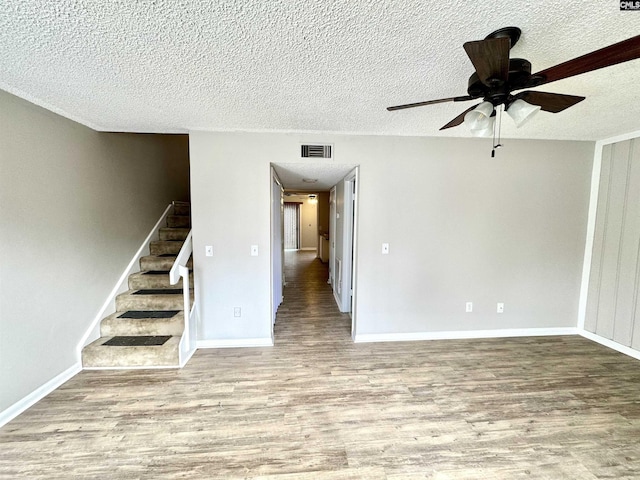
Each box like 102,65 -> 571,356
167,215 -> 191,228
116,294 -> 186,311
173,205 -> 190,216
129,273 -> 193,290
150,241 -> 184,255
101,317 -> 184,336
159,228 -> 189,241
140,256 -> 193,271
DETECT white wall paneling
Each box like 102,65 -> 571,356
584,137 -> 640,350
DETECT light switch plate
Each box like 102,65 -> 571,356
205,245 -> 213,257
251,245 -> 259,256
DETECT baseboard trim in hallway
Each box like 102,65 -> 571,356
0,362 -> 81,429
197,338 -> 274,348
355,327 -> 579,343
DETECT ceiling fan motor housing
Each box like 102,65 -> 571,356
467,58 -> 533,105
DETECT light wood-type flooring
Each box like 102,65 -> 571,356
2,250 -> 640,479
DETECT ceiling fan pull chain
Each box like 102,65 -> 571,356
497,105 -> 503,146
491,105 -> 504,157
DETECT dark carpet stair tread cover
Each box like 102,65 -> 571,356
132,289 -> 183,295
103,336 -> 172,347
118,310 -> 180,319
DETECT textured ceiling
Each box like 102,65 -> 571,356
1,1 -> 639,140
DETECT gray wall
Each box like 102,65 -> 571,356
0,90 -> 190,413
190,131 -> 594,342
585,138 -> 640,348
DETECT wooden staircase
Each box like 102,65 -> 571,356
82,202 -> 192,368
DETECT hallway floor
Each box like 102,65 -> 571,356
275,250 -> 351,346
2,251 -> 640,478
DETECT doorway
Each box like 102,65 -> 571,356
270,162 -> 360,340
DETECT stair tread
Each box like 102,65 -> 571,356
83,335 -> 181,368
158,227 -> 190,241
117,289 -> 193,298
128,271 -> 193,290
101,311 -> 184,336
115,289 -> 193,312
139,254 -> 193,271
117,310 -> 181,319
132,288 -> 183,295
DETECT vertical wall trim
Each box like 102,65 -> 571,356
578,142 -> 603,330
594,143 -> 618,335
629,140 -> 640,345
612,140 -> 634,341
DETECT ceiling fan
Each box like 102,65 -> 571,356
387,27 -> 640,135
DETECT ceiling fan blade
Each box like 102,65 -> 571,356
463,37 -> 510,86
387,96 -> 474,111
439,104 -> 480,130
532,34 -> 640,86
516,91 -> 585,113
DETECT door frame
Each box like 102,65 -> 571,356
329,186 -> 336,288
340,168 -> 359,338
270,168 -> 284,339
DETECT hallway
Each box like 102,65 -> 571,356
274,250 -> 351,345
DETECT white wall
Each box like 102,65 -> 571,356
0,90 -> 189,414
189,131 -> 594,343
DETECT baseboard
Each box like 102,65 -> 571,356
0,362 -> 82,429
579,330 -> 640,361
354,327 -> 579,343
197,338 -> 274,348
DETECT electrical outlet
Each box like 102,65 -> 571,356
234,307 -> 241,317
205,245 -> 213,256
497,303 -> 505,313
466,302 -> 473,313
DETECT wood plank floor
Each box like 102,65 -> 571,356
2,250 -> 640,479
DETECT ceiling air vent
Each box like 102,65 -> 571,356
301,144 -> 332,159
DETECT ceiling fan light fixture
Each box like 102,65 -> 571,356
463,101 -> 494,132
469,116 -> 495,137
506,99 -> 541,127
